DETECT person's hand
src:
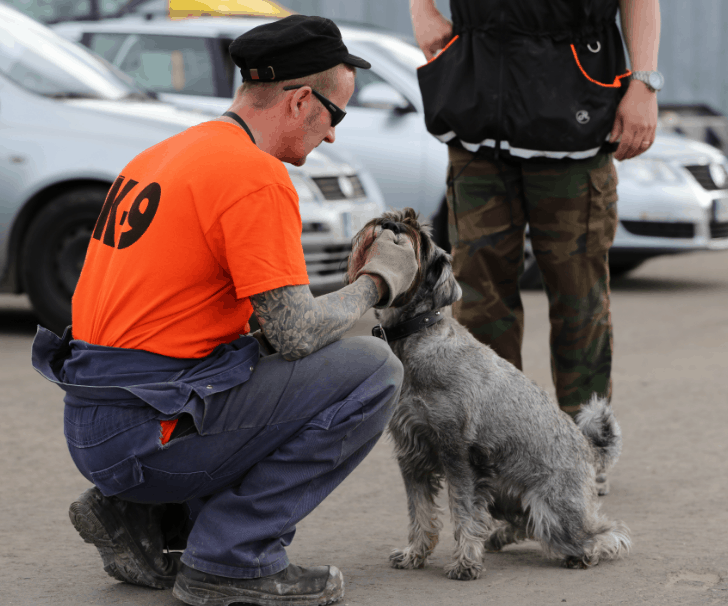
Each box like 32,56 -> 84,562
355,229 -> 419,308
609,79 -> 658,161
411,6 -> 453,61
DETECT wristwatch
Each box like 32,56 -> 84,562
631,70 -> 664,92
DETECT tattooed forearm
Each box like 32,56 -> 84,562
250,277 -> 380,361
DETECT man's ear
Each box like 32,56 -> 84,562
286,87 -> 312,122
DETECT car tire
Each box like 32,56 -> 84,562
21,187 -> 106,335
519,254 -> 645,291
609,259 -> 645,279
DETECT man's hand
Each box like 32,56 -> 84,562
609,79 -> 658,161
410,0 -> 453,61
355,229 -> 419,308
615,0 -> 661,161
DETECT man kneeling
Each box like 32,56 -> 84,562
32,15 -> 417,606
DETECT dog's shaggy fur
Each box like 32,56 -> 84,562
347,208 -> 631,580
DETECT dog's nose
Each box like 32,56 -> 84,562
381,220 -> 402,235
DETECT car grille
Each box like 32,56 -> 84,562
313,176 -> 366,200
710,222 -> 728,238
621,220 -> 695,239
684,164 -> 727,190
305,243 -> 351,277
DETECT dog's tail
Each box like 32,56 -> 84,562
574,395 -> 623,473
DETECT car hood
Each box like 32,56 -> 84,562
62,99 -> 358,177
63,98 -> 208,128
648,132 -> 726,164
294,147 -> 357,177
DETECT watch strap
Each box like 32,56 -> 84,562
631,71 -> 662,92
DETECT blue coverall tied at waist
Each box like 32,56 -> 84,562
32,326 -> 404,579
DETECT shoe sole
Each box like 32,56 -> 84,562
69,488 -> 175,589
172,566 -> 345,606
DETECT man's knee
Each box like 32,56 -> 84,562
328,337 -> 403,423
328,336 -> 403,387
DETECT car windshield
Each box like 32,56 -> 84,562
360,36 -> 426,73
0,6 -> 145,99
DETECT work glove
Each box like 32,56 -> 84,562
355,229 -> 418,308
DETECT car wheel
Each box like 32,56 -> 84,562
519,249 -> 543,290
609,259 -> 645,279
519,254 -> 645,291
21,187 -> 106,335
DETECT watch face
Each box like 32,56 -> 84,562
648,71 -> 664,91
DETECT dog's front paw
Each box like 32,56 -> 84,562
483,532 -> 504,553
444,560 -> 483,581
390,547 -> 428,570
562,555 -> 597,569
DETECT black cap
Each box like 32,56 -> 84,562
229,15 -> 371,82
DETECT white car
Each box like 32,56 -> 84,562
54,14 -> 728,286
0,4 -> 385,333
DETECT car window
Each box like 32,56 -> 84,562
349,68 -> 388,108
111,35 -> 217,97
87,33 -> 128,65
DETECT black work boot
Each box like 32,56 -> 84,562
69,487 -> 180,588
172,562 -> 345,606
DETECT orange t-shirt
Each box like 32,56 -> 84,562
72,121 -> 309,359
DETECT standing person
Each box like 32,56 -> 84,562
410,0 -> 661,418
31,15 -> 418,606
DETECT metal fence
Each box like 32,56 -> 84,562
658,0 -> 728,117
285,0 -> 728,117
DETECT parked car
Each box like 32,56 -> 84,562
520,132 -> 728,287
0,3 -> 385,334
53,15 -> 728,287
52,17 -> 447,225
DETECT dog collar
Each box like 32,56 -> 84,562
372,309 -> 444,344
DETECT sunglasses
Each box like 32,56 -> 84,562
283,84 -> 347,127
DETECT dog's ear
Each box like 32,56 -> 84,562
426,251 -> 462,310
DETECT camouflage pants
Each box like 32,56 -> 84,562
446,147 -> 619,415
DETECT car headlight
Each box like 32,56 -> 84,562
614,158 -> 682,184
288,173 -> 318,202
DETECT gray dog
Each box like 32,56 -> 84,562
347,208 -> 630,580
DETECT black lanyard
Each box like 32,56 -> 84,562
223,111 -> 256,144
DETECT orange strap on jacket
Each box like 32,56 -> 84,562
571,44 -> 631,88
419,35 -> 460,68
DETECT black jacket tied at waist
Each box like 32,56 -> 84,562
417,0 -> 629,161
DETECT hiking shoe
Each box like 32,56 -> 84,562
69,487 -> 179,589
596,473 -> 610,496
172,562 -> 345,606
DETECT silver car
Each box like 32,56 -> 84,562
0,4 -> 385,333
54,14 -> 728,285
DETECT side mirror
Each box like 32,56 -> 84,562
357,82 -> 413,113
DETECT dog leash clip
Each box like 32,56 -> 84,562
371,324 -> 388,344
